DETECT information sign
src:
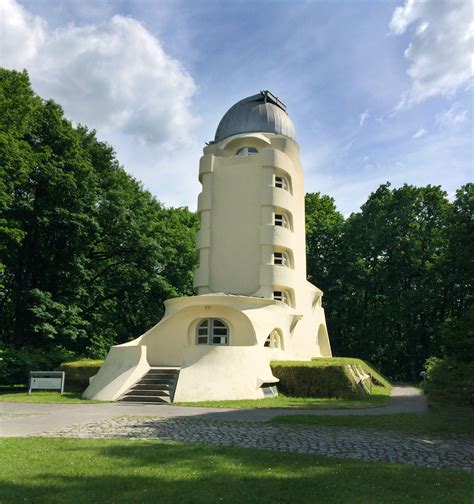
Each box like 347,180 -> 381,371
28,371 -> 65,395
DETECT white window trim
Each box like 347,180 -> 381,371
264,330 -> 282,349
236,146 -> 258,156
274,213 -> 290,228
273,290 -> 289,305
273,251 -> 290,267
196,318 -> 229,346
274,175 -> 290,192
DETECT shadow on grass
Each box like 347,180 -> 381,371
0,439 -> 472,504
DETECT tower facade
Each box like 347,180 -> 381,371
195,92 -> 309,314
84,91 -> 332,403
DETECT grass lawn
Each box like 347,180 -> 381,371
0,438 -> 472,504
0,389 -> 106,404
176,385 -> 390,409
177,358 -> 391,409
271,407 -> 474,438
283,357 -> 392,387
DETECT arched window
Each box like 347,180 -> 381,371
264,329 -> 283,349
196,319 -> 229,345
236,146 -> 258,156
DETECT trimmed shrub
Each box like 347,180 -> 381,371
0,345 -> 75,386
422,357 -> 474,407
57,360 -> 104,392
271,364 -> 358,398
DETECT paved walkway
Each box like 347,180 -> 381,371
0,385 -> 427,437
37,416 -> 474,472
2,386 -> 472,471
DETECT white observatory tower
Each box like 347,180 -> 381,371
84,91 -> 332,403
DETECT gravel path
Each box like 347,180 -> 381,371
38,416 -> 474,472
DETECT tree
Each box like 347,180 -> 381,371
0,69 -> 199,358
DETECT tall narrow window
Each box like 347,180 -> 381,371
236,146 -> 258,156
273,290 -> 289,305
274,213 -> 289,228
273,251 -> 289,266
275,175 -> 290,191
196,319 -> 229,345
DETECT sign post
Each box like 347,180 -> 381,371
28,371 -> 65,395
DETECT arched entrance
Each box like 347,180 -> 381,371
317,324 -> 332,357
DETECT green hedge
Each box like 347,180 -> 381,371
57,360 -> 104,392
0,345 -> 75,386
271,364 -> 358,398
423,357 -> 474,407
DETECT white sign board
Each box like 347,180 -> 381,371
28,371 -> 65,394
31,377 -> 62,389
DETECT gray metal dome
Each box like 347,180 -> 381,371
214,91 -> 295,143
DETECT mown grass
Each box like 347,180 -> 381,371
0,437 -> 472,504
304,357 -> 391,387
0,389 -> 106,404
271,407 -> 474,439
178,358 -> 391,409
176,385 -> 390,409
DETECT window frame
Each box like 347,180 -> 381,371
236,146 -> 258,156
196,318 -> 229,346
273,290 -> 289,305
274,213 -> 289,228
274,175 -> 290,192
273,251 -> 290,267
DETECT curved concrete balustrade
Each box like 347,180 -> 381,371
199,154 -> 214,181
259,263 -> 297,290
196,228 -> 211,249
261,185 -> 294,211
260,224 -> 296,250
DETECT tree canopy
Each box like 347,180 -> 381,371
305,184 -> 473,380
0,69 -> 198,358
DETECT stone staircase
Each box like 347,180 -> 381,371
118,367 -> 180,404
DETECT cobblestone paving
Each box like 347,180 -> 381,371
38,416 -> 474,472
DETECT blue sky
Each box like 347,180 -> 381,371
2,0 -> 472,214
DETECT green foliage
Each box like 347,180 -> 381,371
57,359 -> 104,391
306,183 -> 473,381
271,363 -> 357,398
0,344 -> 74,385
0,69 -> 198,358
423,357 -> 474,407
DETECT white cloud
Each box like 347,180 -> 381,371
0,0 -> 198,146
359,109 -> 370,127
412,128 -> 425,139
389,0 -> 473,109
0,0 -> 45,67
436,102 -> 468,128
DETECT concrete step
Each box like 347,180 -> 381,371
142,374 -> 178,380
138,378 -> 175,385
125,389 -> 170,397
117,367 -> 180,404
120,395 -> 171,403
132,384 -> 172,391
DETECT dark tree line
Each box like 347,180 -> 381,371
0,69 -> 199,361
306,184 -> 473,382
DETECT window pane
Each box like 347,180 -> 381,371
213,320 -> 225,327
213,328 -> 227,335
197,336 -> 208,344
